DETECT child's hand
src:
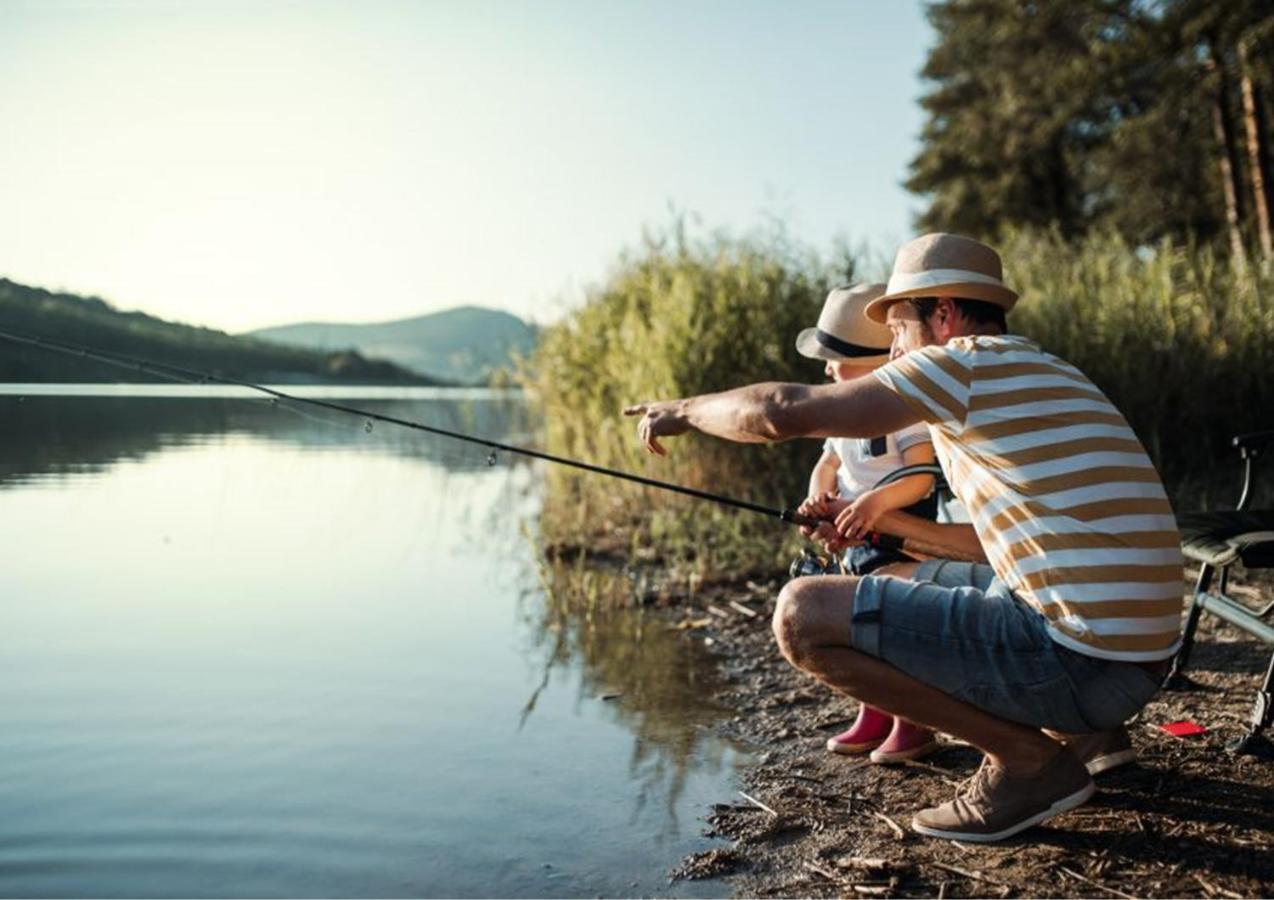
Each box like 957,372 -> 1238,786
798,492 -> 853,554
798,491 -> 848,527
835,489 -> 889,541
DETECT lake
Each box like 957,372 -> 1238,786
0,386 -> 747,898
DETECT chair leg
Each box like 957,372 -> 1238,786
1229,650 -> 1274,758
1166,564 -> 1214,689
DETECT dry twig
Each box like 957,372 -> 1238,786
1194,874 -> 1244,899
895,758 -> 964,786
872,810 -> 906,840
804,861 -> 841,882
928,861 -> 999,884
739,791 -> 779,817
728,600 -> 759,618
1058,865 -> 1137,900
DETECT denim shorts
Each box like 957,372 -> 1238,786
851,560 -> 1163,733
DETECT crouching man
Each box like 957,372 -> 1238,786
624,233 -> 1182,842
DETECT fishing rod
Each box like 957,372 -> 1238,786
0,326 -> 825,528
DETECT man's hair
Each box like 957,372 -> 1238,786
911,296 -> 1007,333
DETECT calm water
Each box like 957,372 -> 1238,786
0,387 -> 746,898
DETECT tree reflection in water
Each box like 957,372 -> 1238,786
0,392 -> 530,486
518,554 -> 743,840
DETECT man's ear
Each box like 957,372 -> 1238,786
936,296 -> 959,336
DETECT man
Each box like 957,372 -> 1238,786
624,233 -> 1182,842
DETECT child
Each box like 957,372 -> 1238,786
794,283 -> 940,764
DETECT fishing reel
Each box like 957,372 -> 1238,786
788,548 -> 846,578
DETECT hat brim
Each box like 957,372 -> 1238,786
863,282 -> 1019,324
795,327 -> 892,365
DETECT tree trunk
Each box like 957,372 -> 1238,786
1206,47 -> 1248,264
1239,39 -> 1273,259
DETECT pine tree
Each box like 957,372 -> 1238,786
907,0 -> 1274,252
907,0 -> 1130,238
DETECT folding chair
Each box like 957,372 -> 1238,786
1168,430 -> 1274,756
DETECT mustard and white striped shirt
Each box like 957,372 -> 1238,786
874,335 -> 1182,661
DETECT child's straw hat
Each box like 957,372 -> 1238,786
795,283 -> 893,365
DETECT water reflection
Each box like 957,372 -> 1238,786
519,558 -> 736,840
0,391 -> 530,487
0,388 -> 743,898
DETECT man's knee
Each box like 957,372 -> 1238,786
771,579 -> 805,662
771,576 -> 857,667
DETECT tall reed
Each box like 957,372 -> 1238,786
527,224 -> 854,573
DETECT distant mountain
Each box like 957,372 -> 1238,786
248,306 -> 538,384
0,278 -> 438,385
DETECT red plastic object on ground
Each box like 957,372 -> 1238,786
1159,720 -> 1208,737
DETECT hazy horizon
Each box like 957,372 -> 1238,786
3,1 -> 932,333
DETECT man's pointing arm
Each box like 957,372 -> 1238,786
623,378 -> 922,455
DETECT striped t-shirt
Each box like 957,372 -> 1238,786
874,335 -> 1182,662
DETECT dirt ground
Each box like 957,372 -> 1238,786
660,569 -> 1274,899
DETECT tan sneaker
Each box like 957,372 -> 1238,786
911,750 -> 1094,843
1065,727 -> 1136,776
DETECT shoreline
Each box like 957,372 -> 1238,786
647,569 -> 1274,898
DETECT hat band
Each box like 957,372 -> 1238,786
816,329 -> 889,358
886,267 -> 1005,295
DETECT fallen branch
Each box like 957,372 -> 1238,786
872,810 -> 906,840
728,600 -> 759,618
739,790 -> 779,817
928,861 -> 998,884
1058,865 -> 1137,900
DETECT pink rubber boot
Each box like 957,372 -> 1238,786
826,705 -> 893,755
869,718 -> 939,764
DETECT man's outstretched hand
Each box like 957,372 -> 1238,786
623,401 -> 690,455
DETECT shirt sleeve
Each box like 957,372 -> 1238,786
873,343 -> 973,430
893,420 -> 932,453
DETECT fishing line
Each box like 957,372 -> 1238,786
0,327 -> 821,528
259,389 -> 480,469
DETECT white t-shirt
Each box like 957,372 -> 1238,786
824,421 -> 931,500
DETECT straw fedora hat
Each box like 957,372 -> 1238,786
795,283 -> 893,365
863,233 -> 1019,324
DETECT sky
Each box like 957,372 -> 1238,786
1,1 -> 933,332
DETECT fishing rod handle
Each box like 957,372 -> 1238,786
782,509 -> 826,528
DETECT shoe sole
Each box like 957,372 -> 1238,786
1085,748 -> 1136,776
910,781 -> 1095,843
870,740 -> 940,764
827,737 -> 885,755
